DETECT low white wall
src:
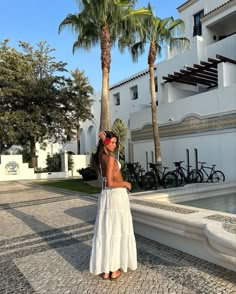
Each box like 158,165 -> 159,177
0,154 -> 89,181
132,206 -> 236,272
130,183 -> 236,272
0,170 -> 74,182
0,155 -> 34,181
71,154 -> 90,176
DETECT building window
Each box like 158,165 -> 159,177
151,151 -> 154,163
149,77 -> 158,93
193,10 -> 204,36
146,151 -> 148,171
130,85 -> 138,100
113,93 -> 120,106
154,77 -> 158,92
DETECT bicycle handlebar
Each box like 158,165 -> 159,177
198,161 -> 216,168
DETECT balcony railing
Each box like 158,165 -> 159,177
193,24 -> 202,36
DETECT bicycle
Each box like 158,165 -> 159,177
196,161 -> 225,183
143,162 -> 178,190
172,161 -> 202,186
125,162 -> 145,190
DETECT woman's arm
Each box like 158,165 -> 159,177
105,156 -> 131,190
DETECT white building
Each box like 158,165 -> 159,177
73,0 -> 236,182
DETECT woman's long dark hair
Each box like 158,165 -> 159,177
92,131 -> 118,170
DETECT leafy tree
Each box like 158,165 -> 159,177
119,4 -> 189,164
0,39 -> 94,167
59,0 -> 150,131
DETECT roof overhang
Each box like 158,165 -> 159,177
162,54 -> 236,88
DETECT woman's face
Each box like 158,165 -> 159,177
104,137 -> 117,153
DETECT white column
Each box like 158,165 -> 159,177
61,151 -> 68,172
218,62 -> 236,88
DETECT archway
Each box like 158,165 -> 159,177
87,126 -> 96,154
79,128 -> 86,154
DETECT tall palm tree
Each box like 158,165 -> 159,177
59,0 -> 150,131
120,3 -> 189,164
112,118 -> 128,160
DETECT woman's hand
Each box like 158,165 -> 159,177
124,181 -> 131,191
98,131 -> 106,141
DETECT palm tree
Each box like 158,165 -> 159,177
112,118 -> 128,160
120,3 -> 189,164
59,0 -> 150,131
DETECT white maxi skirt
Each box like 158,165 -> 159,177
89,188 -> 137,275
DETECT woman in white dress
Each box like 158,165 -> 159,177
89,131 -> 137,280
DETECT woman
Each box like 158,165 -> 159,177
89,131 -> 137,280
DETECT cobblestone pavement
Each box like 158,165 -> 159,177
0,181 -> 236,294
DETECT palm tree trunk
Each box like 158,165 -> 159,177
148,41 -> 162,164
100,25 -> 111,131
76,125 -> 80,154
149,65 -> 162,164
100,67 -> 110,130
29,136 -> 37,169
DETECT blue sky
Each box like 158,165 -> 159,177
0,0 -> 184,92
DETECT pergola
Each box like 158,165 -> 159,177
162,54 -> 236,88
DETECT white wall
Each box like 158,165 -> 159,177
178,0 -> 226,43
205,31 -> 236,59
110,69 -> 156,124
133,130 -> 236,182
161,131 -> 236,182
131,83 -> 236,131
71,154 -> 90,176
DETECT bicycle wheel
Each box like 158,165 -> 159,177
210,171 -> 225,183
173,170 -> 184,186
189,169 -> 203,183
143,172 -> 156,190
126,173 -> 136,189
163,172 -> 178,189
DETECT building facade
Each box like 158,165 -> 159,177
77,0 -> 236,181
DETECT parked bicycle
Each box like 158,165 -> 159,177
125,162 -> 145,190
143,163 -> 178,190
196,161 -> 225,183
172,161 -> 202,186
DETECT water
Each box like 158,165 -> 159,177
180,193 -> 236,214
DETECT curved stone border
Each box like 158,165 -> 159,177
223,223 -> 236,234
206,214 -> 236,235
130,199 -> 197,214
130,197 -> 236,272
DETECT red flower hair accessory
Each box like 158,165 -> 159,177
104,138 -> 111,145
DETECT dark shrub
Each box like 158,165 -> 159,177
78,167 -> 98,181
46,153 -> 61,172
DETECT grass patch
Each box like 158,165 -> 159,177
38,179 -> 101,194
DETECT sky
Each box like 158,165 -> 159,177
0,0 -> 185,92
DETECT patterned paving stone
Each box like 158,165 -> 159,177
0,181 -> 235,294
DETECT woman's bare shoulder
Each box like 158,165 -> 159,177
101,154 -> 115,163
106,154 -> 116,163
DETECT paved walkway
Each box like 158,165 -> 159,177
0,181 -> 236,294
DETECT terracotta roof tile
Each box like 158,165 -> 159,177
202,0 -> 235,19
177,0 -> 192,10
